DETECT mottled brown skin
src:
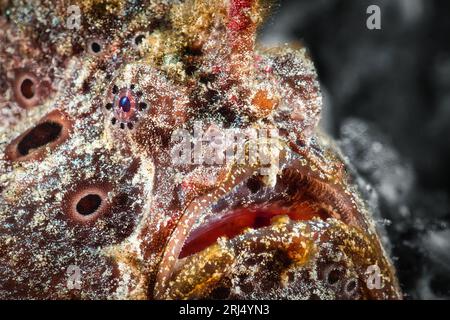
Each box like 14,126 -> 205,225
0,0 -> 401,299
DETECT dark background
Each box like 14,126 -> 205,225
261,0 -> 450,299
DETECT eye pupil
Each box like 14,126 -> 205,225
119,96 -> 131,112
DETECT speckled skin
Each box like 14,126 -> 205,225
0,0 -> 401,299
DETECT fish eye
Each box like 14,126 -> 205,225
246,175 -> 263,193
104,83 -> 148,130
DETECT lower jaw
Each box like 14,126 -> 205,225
159,215 -> 400,300
163,214 -> 322,299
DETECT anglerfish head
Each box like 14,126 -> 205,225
0,0 -> 402,300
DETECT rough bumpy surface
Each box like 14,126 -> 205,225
0,0 -> 401,299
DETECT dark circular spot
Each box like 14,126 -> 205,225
112,85 -> 119,94
105,103 -> 113,110
17,121 -> 62,156
127,122 -> 133,130
217,106 -> 238,128
246,175 -> 263,193
345,279 -> 357,293
90,42 -> 102,53
136,91 -> 143,97
210,286 -> 231,300
82,80 -> 91,94
111,118 -> 117,125
20,78 -> 35,99
76,194 -> 102,216
327,268 -> 344,285
130,84 -> 135,90
138,102 -> 147,110
134,34 -> 145,46
120,123 -> 125,129
114,193 -> 129,207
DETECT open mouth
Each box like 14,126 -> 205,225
153,144 -> 382,299
179,203 -> 330,259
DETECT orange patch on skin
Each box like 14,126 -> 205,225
251,90 -> 278,116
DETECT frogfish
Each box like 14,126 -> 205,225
0,0 -> 402,299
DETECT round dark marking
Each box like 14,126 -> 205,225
138,102 -> 147,110
120,123 -> 125,129
90,42 -> 102,53
76,194 -> 102,216
127,122 -> 134,130
5,110 -> 73,161
345,279 -> 357,293
327,267 -> 344,285
112,85 -> 119,94
134,34 -> 145,46
105,103 -> 113,110
20,78 -> 35,99
111,118 -> 117,125
246,175 -> 263,193
17,122 -> 62,156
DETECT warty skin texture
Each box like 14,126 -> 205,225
0,0 -> 402,299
